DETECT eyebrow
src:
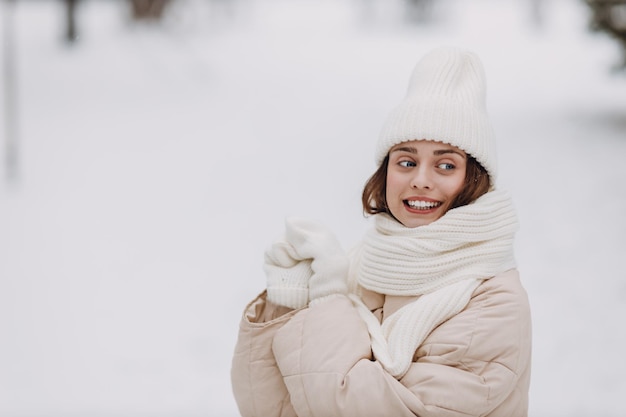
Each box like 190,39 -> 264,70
390,146 -> 466,158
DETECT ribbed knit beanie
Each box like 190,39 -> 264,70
376,46 -> 497,183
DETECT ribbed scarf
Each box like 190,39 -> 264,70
350,189 -> 518,379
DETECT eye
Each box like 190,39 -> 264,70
437,163 -> 455,170
398,160 -> 416,168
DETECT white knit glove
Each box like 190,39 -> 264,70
264,239 -> 313,309
284,217 -> 349,304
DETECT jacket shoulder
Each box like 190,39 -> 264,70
419,269 -> 531,368
403,270 -> 531,415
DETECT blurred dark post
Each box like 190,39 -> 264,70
130,0 -> 171,20
404,0 -> 434,24
2,0 -> 18,181
529,0 -> 543,28
586,0 -> 626,69
65,0 -> 79,43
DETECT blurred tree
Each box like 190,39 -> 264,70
0,0 -> 18,180
64,0 -> 78,43
529,0 -> 544,28
405,0 -> 434,23
586,0 -> 626,69
130,0 -> 172,20
3,0 -> 19,181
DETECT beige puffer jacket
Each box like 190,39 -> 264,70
231,269 -> 531,417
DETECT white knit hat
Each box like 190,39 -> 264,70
376,46 -> 497,182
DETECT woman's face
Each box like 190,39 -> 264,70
386,140 -> 467,228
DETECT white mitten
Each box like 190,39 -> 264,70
285,217 -> 349,304
264,239 -> 313,309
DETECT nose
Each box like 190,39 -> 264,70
410,166 -> 432,189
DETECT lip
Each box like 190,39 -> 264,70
405,196 -> 439,203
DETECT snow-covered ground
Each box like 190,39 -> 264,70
1,0 -> 625,416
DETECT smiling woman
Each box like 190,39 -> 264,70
231,46 -> 531,417
362,143 -> 490,227
385,140 -> 468,228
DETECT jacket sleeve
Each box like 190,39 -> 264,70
272,295 -> 421,417
271,272 -> 531,417
400,271 -> 532,416
231,291 -> 301,417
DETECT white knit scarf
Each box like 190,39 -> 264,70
350,189 -> 518,379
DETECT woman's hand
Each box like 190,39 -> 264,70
284,217 -> 349,304
264,239 -> 313,309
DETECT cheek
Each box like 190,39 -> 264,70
453,175 -> 466,194
446,172 -> 467,200
385,172 -> 404,199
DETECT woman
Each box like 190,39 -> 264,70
231,47 -> 532,417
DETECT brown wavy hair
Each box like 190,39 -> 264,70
362,154 -> 491,216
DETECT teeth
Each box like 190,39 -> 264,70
406,200 -> 441,209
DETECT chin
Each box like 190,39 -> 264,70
400,218 -> 431,228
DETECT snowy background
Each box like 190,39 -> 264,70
1,0 -> 625,416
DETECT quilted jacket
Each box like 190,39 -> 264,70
231,269 -> 531,417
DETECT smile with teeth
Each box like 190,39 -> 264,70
405,200 -> 442,210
